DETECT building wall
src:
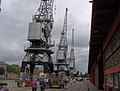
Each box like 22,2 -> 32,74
89,70 -> 95,84
103,8 -> 120,91
104,34 -> 120,91
98,57 -> 104,90
89,1 -> 120,90
89,51 -> 104,90
95,65 -> 99,87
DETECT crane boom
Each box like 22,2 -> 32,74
59,8 -> 68,50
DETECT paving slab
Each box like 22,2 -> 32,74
87,81 -> 103,91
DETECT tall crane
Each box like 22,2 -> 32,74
20,0 -> 54,80
47,8 -> 69,88
0,0 -> 1,12
55,8 -> 68,74
69,29 -> 75,76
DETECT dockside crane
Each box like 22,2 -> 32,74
69,29 -> 75,76
49,8 -> 69,88
55,8 -> 69,75
0,0 -> 1,12
20,0 -> 54,80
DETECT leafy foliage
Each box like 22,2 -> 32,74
74,71 -> 88,78
7,64 -> 20,74
80,72 -> 88,78
0,67 -> 5,75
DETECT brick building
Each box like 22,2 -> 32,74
88,0 -> 120,91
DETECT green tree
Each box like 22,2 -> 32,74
76,71 -> 80,77
0,67 -> 5,75
79,72 -> 83,77
84,73 -> 88,78
80,73 -> 88,78
7,64 -> 20,74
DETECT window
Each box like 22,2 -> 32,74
114,73 -> 119,89
104,28 -> 120,60
119,73 -> 120,90
106,74 -> 113,87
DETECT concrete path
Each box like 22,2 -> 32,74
65,80 -> 103,91
77,81 -> 103,91
8,81 -> 104,91
87,81 -> 103,91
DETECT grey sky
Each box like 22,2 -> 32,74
0,0 -> 92,73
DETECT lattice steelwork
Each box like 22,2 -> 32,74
56,8 -> 68,72
69,29 -> 75,75
20,0 -> 54,80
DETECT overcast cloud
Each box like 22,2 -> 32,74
0,0 -> 92,73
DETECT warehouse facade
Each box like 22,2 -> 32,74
88,0 -> 120,91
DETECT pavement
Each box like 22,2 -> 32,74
65,80 -> 103,91
8,80 -> 104,91
78,80 -> 103,91
88,81 -> 103,91
9,87 -> 31,91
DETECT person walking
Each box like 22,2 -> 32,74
0,83 -> 9,91
39,78 -> 45,91
31,79 -> 37,91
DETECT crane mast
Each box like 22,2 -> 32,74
20,0 -> 54,80
69,29 -> 75,76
